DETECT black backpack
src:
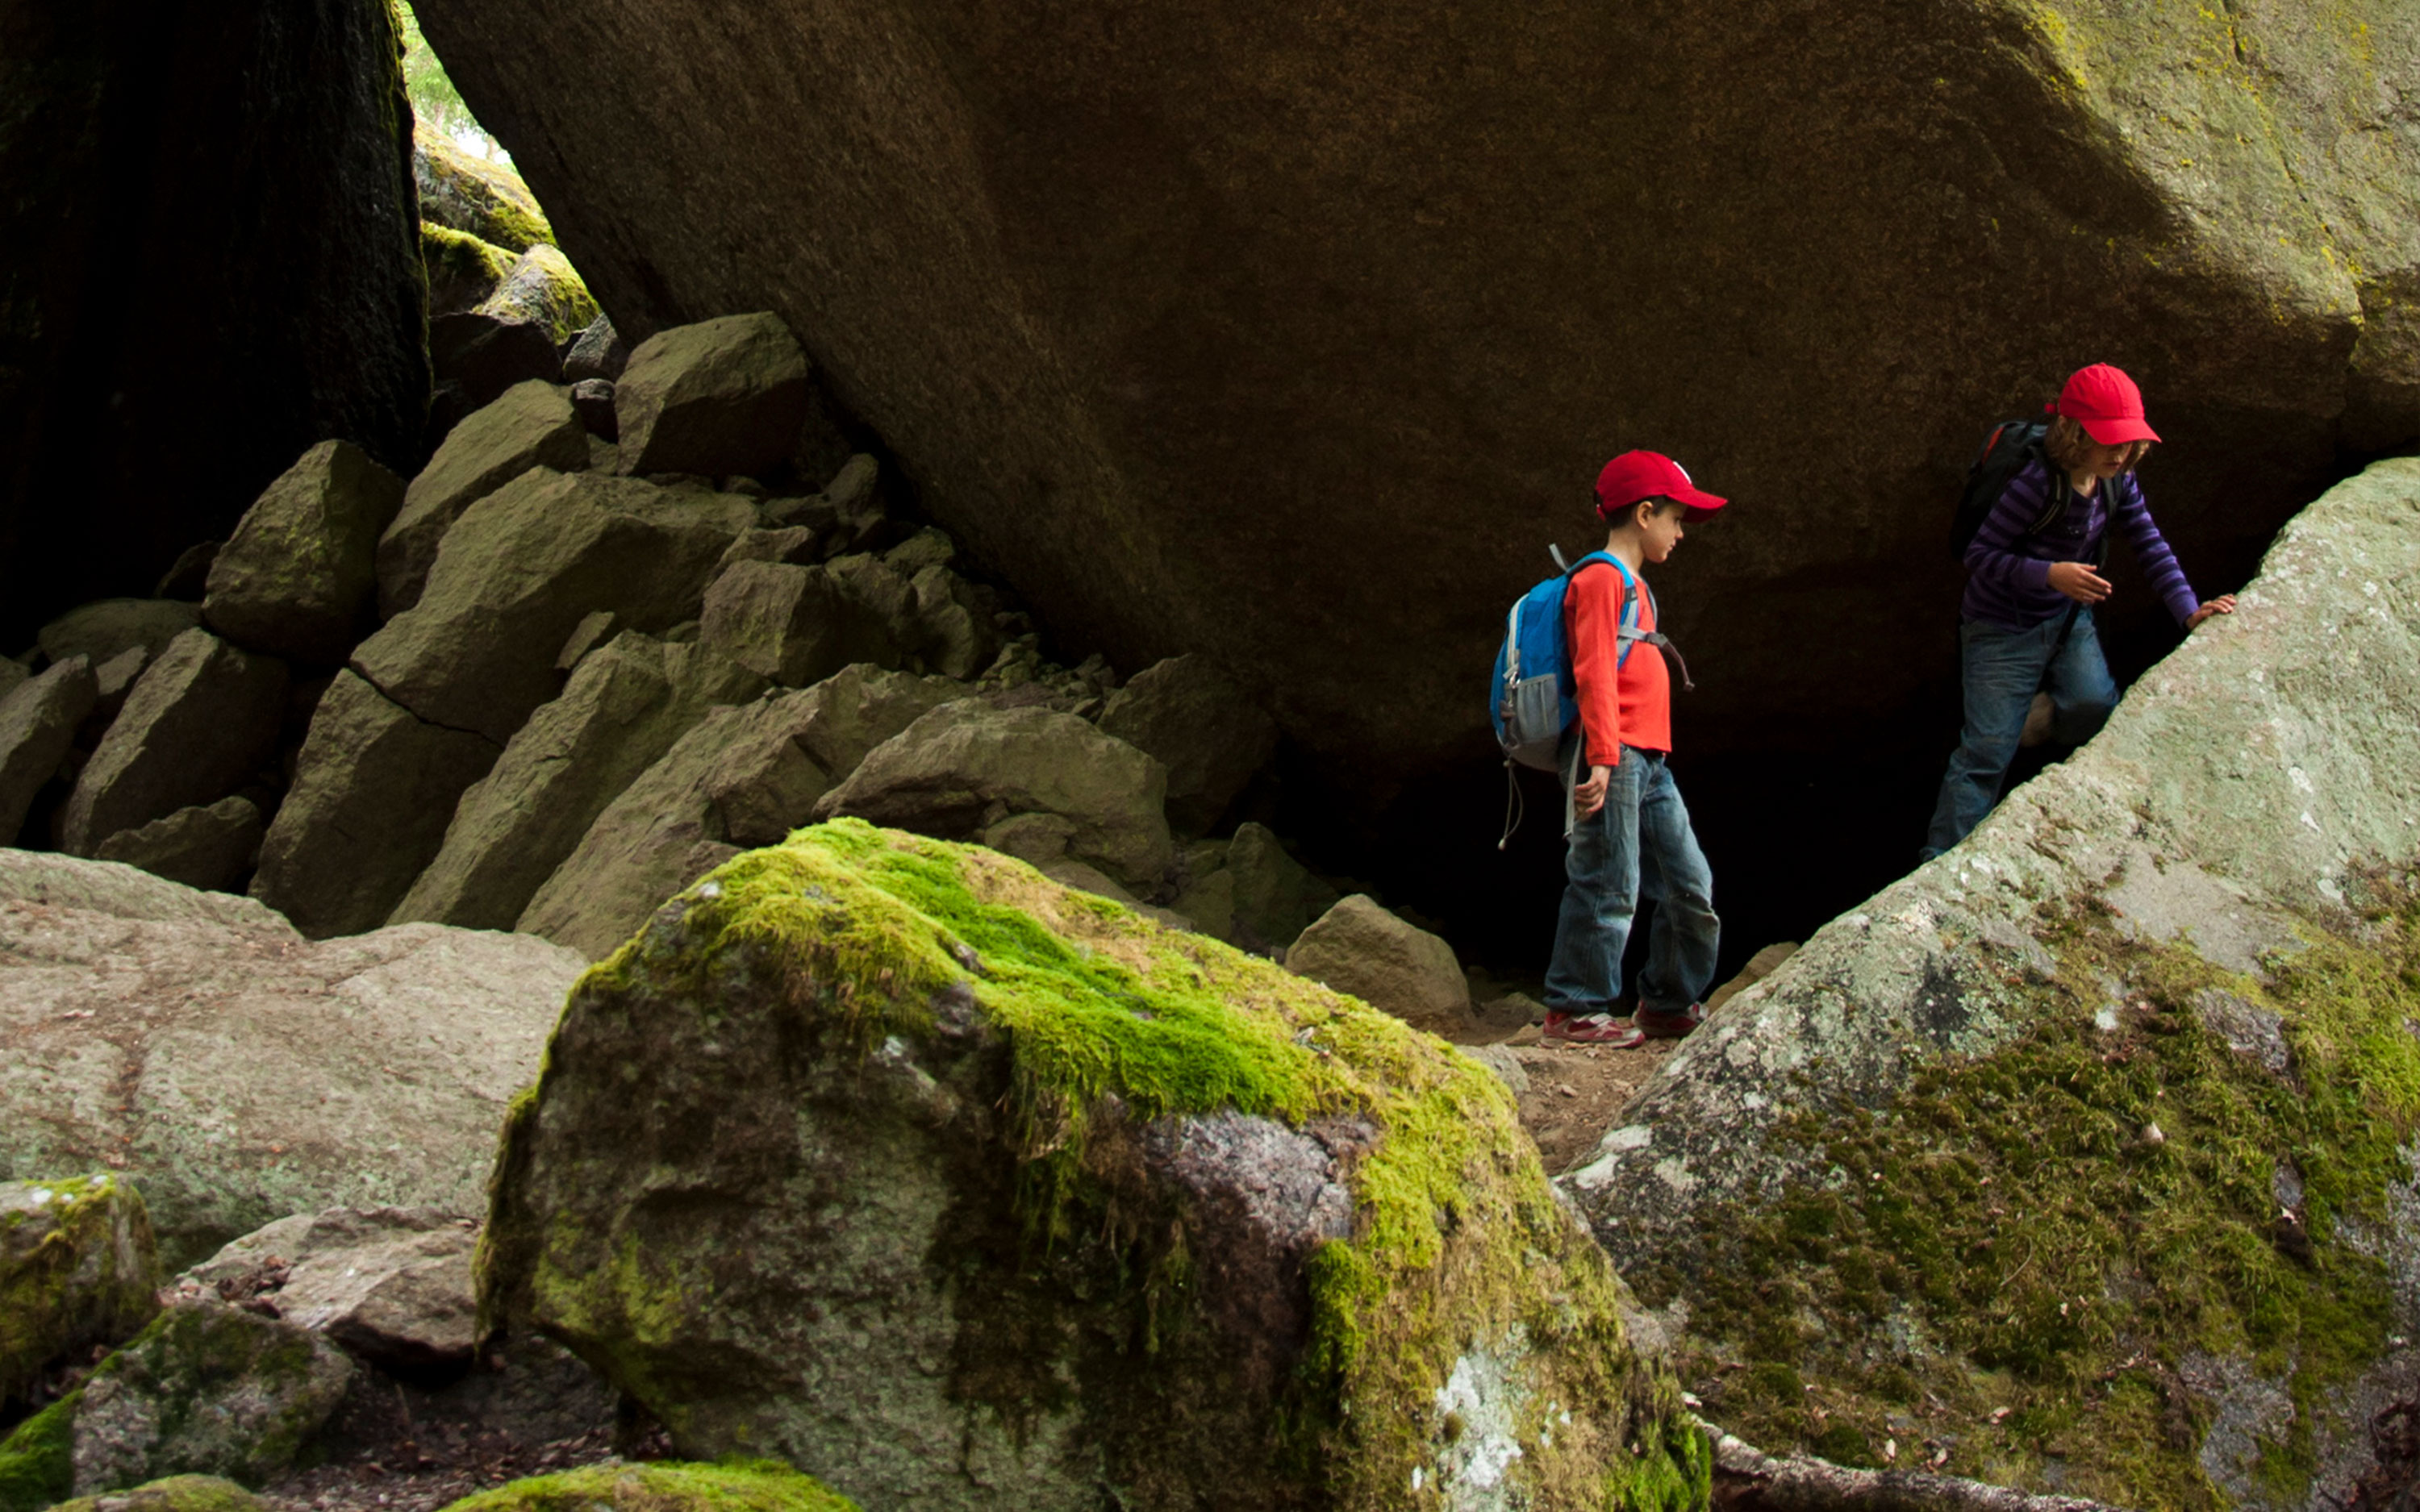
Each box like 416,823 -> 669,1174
1946,417 -> 2060,561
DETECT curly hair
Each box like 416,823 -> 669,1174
2042,413 -> 2151,474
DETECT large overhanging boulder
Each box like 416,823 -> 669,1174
408,0 -> 2419,782
1562,457 -> 2420,1503
480,819 -> 1706,1509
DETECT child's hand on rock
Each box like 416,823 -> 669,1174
2047,561 -> 2112,604
2186,595 -> 2237,630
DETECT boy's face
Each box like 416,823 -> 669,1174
1636,500 -> 1687,563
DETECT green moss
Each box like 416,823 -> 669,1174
438,1459 -> 857,1512
0,1389 -> 79,1512
52,1473 -> 270,1512
2,1173 -> 160,1409
518,819 -> 1704,1508
1646,875 -> 2420,1509
422,221 -> 516,316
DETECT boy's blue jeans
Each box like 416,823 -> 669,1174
1543,737 -> 1721,1017
1920,606 -> 2118,860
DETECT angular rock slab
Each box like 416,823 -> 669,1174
482,822 -> 1704,1510
391,635 -> 764,931
92,799 -> 265,894
178,1208 -> 479,1377
518,664 -> 958,959
58,631 -> 286,857
0,657 -> 97,846
378,380 -> 590,619
37,603 -> 201,671
1564,457 -> 2420,1501
1099,655 -> 1276,837
0,849 -> 584,1265
814,701 -> 1174,885
612,312 -> 811,479
1171,823 -> 1339,955
248,672 -> 501,939
202,439 -> 405,664
1286,893 -> 1471,1034
0,1176 -> 160,1410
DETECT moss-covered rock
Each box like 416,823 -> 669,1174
414,134 -> 553,254
1569,456 -> 2420,1508
482,818 -> 1706,1510
43,1301 -> 353,1497
424,223 -> 519,319
439,1460 -> 858,1512
0,1391 -> 77,1512
51,1472 -> 269,1512
476,244 -> 600,347
0,1176 -> 160,1414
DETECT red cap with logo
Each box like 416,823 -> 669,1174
1594,451 -> 1727,520
2057,363 -> 2161,446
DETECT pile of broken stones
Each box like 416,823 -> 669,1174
0,309 -> 1540,1510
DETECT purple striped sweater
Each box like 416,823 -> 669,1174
1962,456 -> 2200,631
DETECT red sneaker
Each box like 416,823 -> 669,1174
1634,1002 -> 1705,1039
1542,1010 -> 1646,1048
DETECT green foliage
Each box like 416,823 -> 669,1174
394,1 -> 507,162
439,1458 -> 859,1512
1648,877 -> 2420,1509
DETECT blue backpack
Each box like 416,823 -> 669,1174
1490,547 -> 1691,844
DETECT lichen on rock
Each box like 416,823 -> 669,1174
480,818 -> 1705,1510
0,1175 -> 161,1414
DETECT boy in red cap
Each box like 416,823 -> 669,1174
1541,451 -> 1726,1045
1920,364 -> 2235,860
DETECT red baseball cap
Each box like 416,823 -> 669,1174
1594,451 -> 1727,519
2057,363 -> 2160,446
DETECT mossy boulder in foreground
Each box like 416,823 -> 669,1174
440,1460 -> 857,1512
481,819 -> 1705,1510
50,1473 -> 269,1512
1,1176 -> 159,1413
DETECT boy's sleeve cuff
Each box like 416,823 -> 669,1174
2018,559 -> 2052,589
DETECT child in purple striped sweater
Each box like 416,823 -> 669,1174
1919,364 -> 2236,860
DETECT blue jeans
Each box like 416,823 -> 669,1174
1920,607 -> 2118,860
1544,739 -> 1721,1016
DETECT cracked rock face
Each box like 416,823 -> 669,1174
407,0 -> 2417,785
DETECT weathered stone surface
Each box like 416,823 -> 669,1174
698,560 -> 853,688
391,636 -> 763,931
378,380 -> 590,618
0,849 -> 584,1264
92,798 -> 265,893
0,658 -> 97,846
0,0 -> 425,656
406,0 -> 2419,798
177,1209 -> 478,1377
0,660 -> 24,702
0,1176 -> 159,1411
568,377 -> 616,440
49,1474 -> 269,1512
423,222 -> 519,319
1285,893 -> 1471,1034
37,602 -> 201,671
474,244 -> 599,346
482,822 -> 1704,1509
58,631 -> 286,857
903,565 -> 999,681
63,1302 -> 354,1495
1173,823 -> 1339,955
248,671 -> 501,939
519,666 -> 958,958
88,648 -> 148,727
354,469 -> 753,745
430,313 -> 561,410
561,314 -> 628,384
612,313 -> 811,480
413,134 -> 552,253
1565,458 -> 2420,1502
814,701 -> 1173,885
152,546 -> 219,603
439,1462 -> 860,1512
1099,655 -> 1276,837
202,440 -> 404,664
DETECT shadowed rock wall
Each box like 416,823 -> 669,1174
407,0 -> 2418,788
0,0 -> 428,649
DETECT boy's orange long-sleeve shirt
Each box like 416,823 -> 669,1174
1566,560 -> 1671,765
